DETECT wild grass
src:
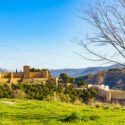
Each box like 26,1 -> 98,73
0,99 -> 125,125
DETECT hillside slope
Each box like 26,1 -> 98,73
75,68 -> 125,91
0,99 -> 125,125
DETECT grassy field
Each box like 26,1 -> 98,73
0,99 -> 125,125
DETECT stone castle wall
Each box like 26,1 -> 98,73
13,73 -> 23,78
0,66 -> 49,79
0,73 -> 11,78
98,88 -> 107,97
0,66 -> 55,84
110,91 -> 125,100
24,66 -> 30,79
97,88 -> 125,101
30,72 -> 43,78
0,72 -> 24,78
29,71 -> 49,79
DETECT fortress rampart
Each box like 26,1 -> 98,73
109,90 -> 125,100
0,66 -> 57,84
89,85 -> 125,102
92,85 -> 125,102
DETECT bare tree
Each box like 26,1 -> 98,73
77,0 -> 125,66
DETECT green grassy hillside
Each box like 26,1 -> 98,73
0,99 -> 125,125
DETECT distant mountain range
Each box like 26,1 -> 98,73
50,64 -> 122,78
0,68 -> 8,72
0,64 -> 123,78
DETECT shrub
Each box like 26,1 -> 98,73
89,88 -> 98,98
11,84 -> 21,90
0,82 -> 98,103
59,93 -> 71,103
114,106 -> 121,110
90,115 -> 100,121
13,89 -> 26,99
78,81 -> 88,88
95,103 -> 102,108
113,103 -> 121,110
103,105 -> 112,110
57,86 -> 64,93
47,92 -> 71,103
59,73 -> 75,84
63,112 -> 81,122
73,99 -> 82,105
0,84 -> 14,99
82,89 -> 91,101
47,92 -> 60,102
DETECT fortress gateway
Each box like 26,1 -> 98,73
0,66 -> 58,84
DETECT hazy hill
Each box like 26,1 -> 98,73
0,68 -> 8,72
50,64 -> 121,78
75,68 -> 125,91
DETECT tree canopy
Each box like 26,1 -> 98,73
59,73 -> 75,84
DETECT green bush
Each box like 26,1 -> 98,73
103,105 -> 111,110
78,81 -> 88,87
0,84 -> 14,99
89,88 -> 98,98
114,106 -> 121,110
95,103 -> 102,108
90,115 -> 100,121
59,93 -> 71,103
62,112 -> 81,122
0,82 -> 98,103
59,73 -> 75,84
13,89 -> 26,99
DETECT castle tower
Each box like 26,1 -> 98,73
10,72 -> 14,79
23,66 -> 30,79
106,91 -> 111,102
10,72 -> 14,83
42,70 -> 48,78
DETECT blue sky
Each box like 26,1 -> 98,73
0,0 -> 95,71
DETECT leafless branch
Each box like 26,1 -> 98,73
77,0 -> 125,66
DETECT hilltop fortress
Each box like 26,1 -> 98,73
1,66 -> 125,102
0,66 -> 58,84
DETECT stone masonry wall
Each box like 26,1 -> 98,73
97,88 -> 125,101
29,72 -> 43,78
13,73 -> 23,78
110,91 -> 125,100
0,73 -> 11,78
